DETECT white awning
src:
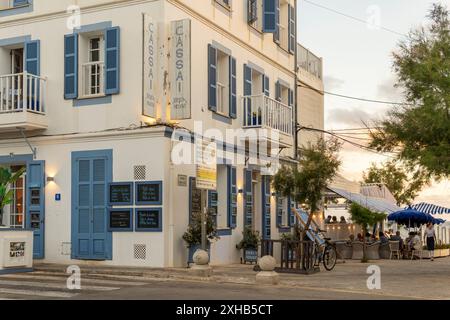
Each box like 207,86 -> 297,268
328,187 -> 401,214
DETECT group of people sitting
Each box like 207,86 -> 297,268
325,215 -> 347,224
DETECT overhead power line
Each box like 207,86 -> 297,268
297,84 -> 413,106
301,0 -> 407,37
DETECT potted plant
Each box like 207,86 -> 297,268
0,167 -> 25,227
183,212 -> 219,265
236,227 -> 260,264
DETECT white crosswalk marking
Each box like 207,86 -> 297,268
0,272 -> 147,299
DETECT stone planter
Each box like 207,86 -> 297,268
442,249 -> 450,257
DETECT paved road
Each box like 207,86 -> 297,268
1,257 -> 450,300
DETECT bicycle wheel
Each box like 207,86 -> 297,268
323,245 -> 337,271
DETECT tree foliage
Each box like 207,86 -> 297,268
363,161 -> 428,206
370,3 -> 450,179
349,203 -> 387,231
273,138 -> 341,233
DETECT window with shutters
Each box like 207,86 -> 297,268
208,44 -> 237,119
79,33 -> 105,98
275,80 -> 293,106
215,0 -> 231,10
248,0 -> 263,32
0,0 -> 31,11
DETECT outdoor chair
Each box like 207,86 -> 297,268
411,245 -> 423,260
366,242 -> 380,260
379,242 -> 391,259
388,241 -> 401,260
351,241 -> 364,260
335,241 -> 353,260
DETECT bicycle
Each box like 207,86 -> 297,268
312,235 -> 337,271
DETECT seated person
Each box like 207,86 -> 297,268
357,233 -> 364,242
324,215 -> 332,224
390,231 -> 404,250
365,232 -> 372,242
339,216 -> 347,224
379,231 -> 389,244
411,232 -> 422,251
347,234 -> 355,244
331,216 -> 338,224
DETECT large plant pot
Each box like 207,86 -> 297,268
442,249 -> 450,257
242,248 -> 258,264
188,244 -> 210,265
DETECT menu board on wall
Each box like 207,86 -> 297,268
109,183 -> 133,205
109,209 -> 133,231
135,209 -> 162,231
136,182 -> 162,205
190,178 -> 202,216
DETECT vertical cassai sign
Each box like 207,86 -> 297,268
170,19 -> 191,120
143,14 -> 158,118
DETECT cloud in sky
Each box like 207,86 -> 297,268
324,75 -> 345,91
326,106 -> 383,127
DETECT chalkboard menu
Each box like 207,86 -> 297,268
109,182 -> 133,205
135,208 -> 162,231
109,209 -> 133,231
135,181 -> 162,205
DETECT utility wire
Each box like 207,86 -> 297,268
297,84 -> 413,106
301,0 -> 407,37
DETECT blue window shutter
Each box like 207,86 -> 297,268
263,75 -> 270,97
243,64 -> 252,126
288,88 -> 294,106
288,4 -> 296,54
229,56 -> 237,119
261,176 -> 271,239
105,27 -> 120,95
208,44 -> 217,111
13,0 -> 29,7
24,40 -> 40,76
263,0 -> 276,32
273,0 -> 280,43
64,34 -> 78,99
275,81 -> 281,101
208,190 -> 218,227
227,166 -> 237,228
244,169 -> 253,228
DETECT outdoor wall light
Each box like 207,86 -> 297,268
271,192 -> 277,197
46,176 -> 55,183
238,189 -> 244,194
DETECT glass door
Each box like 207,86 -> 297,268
9,166 -> 26,229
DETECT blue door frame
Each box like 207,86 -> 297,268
71,150 -> 113,260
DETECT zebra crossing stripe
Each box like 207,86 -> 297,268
1,274 -> 147,286
0,279 -> 120,291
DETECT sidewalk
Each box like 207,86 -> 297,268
33,257 -> 450,300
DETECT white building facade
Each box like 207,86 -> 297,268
0,0 -> 322,268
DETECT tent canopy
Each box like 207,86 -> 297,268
407,202 -> 450,215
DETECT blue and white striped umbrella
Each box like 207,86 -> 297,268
407,202 -> 450,215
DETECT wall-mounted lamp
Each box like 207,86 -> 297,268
271,192 -> 277,197
46,176 -> 55,183
238,189 -> 244,194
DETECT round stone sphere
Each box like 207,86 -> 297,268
258,255 -> 276,271
193,249 -> 210,265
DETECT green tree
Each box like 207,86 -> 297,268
370,4 -> 450,179
0,167 -> 25,226
273,138 -> 341,238
363,161 -> 428,206
349,203 -> 386,262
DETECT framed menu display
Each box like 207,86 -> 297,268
108,208 -> 133,232
108,182 -> 133,206
135,208 -> 162,232
135,181 -> 163,205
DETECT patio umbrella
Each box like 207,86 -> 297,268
433,218 -> 446,225
388,208 -> 434,227
407,202 -> 450,215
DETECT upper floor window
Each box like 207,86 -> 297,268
215,0 -> 231,10
207,44 -> 237,119
248,0 -> 263,31
64,25 -> 120,101
273,0 -> 296,54
0,0 -> 28,10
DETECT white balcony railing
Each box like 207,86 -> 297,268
242,95 -> 293,136
0,72 -> 46,115
81,61 -> 104,98
297,44 -> 323,79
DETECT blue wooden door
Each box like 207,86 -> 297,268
26,161 -> 45,259
72,150 -> 112,260
261,176 -> 271,240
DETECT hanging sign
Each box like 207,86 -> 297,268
196,138 -> 217,191
143,14 -> 158,118
170,19 -> 191,120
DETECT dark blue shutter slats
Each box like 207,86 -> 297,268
262,176 -> 271,239
263,75 -> 270,97
288,4 -> 296,54
25,40 -> 40,76
64,34 -> 78,99
229,56 -> 237,119
273,0 -> 280,43
105,27 -> 120,95
208,44 -> 217,111
244,64 -> 252,126
275,81 -> 281,101
288,88 -> 294,106
227,166 -> 237,228
13,0 -> 29,7
244,169 -> 253,228
26,161 -> 45,259
263,0 -> 277,32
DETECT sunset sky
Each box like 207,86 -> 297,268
297,0 -> 449,207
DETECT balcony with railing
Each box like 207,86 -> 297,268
242,95 -> 293,146
297,44 -> 323,80
0,72 -> 48,132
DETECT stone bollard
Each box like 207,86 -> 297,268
256,255 -> 279,285
189,249 -> 213,277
